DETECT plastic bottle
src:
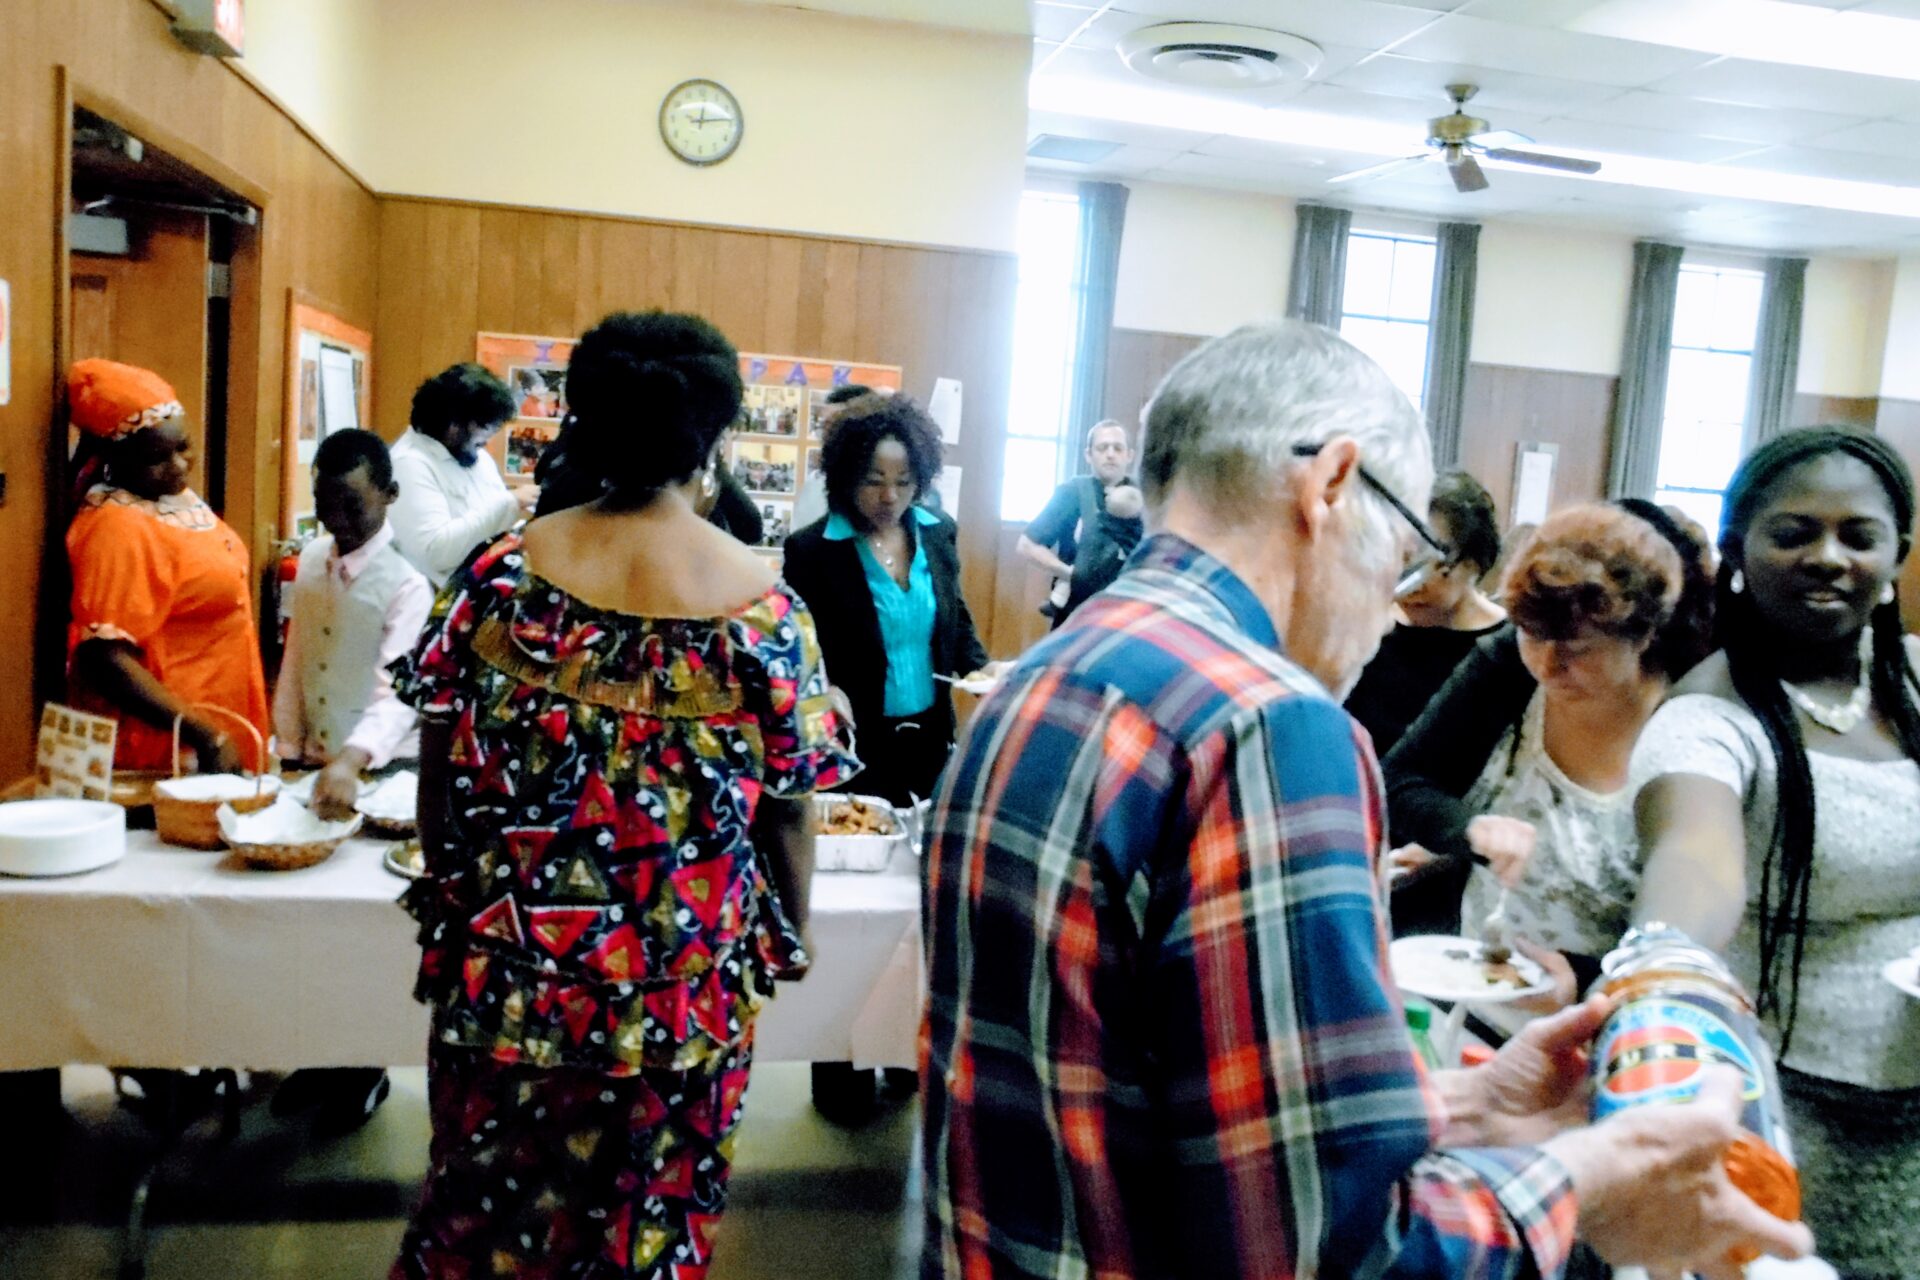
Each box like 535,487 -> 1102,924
1591,924 -> 1802,1264
1405,998 -> 1446,1071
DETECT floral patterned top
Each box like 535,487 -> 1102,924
393,531 -> 858,1074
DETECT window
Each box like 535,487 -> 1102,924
1339,231 -> 1436,409
1655,263 -> 1765,534
1002,188 -> 1084,520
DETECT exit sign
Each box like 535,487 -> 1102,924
171,0 -> 244,58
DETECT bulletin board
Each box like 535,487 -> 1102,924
476,331 -> 576,481
281,294 -> 372,539
474,333 -> 903,554
730,352 -> 903,553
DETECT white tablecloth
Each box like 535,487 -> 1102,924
0,832 -> 922,1071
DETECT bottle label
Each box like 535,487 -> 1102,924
1593,994 -> 1764,1120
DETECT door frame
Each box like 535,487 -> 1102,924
38,66 -> 273,714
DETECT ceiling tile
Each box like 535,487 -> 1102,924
1648,58 -> 1920,117
1458,0 -> 1614,23
1026,108 -> 1220,152
1328,54 -> 1627,116
1720,145 -> 1920,186
1286,82 -> 1547,132
1803,119 -> 1920,161
1099,145 -> 1193,176
1099,0 -> 1449,49
1386,15 -> 1716,87
1563,90 -> 1870,146
1033,3 -> 1100,44
1532,119 -> 1760,163
1854,0 -> 1920,15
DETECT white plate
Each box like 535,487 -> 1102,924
1881,952 -> 1920,1001
0,798 -> 127,877
936,673 -> 998,696
383,840 -> 426,880
1389,934 -> 1552,1005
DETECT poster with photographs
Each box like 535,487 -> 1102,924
754,499 -> 793,549
733,440 -> 799,496
476,333 -> 577,481
509,365 -> 568,422
36,703 -> 117,801
743,384 -> 803,437
506,425 -> 551,479
282,298 -> 372,539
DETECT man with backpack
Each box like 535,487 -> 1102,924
1016,419 -> 1145,627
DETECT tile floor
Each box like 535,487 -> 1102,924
0,1064 -> 920,1280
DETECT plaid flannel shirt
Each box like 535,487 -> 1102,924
921,533 -> 1577,1280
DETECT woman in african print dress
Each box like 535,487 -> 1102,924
391,312 -> 858,1279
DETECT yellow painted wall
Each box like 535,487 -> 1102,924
244,0 -> 1028,252
1800,256 -> 1893,398
1111,182 -> 1296,337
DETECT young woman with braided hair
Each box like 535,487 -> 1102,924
1632,426 -> 1920,1280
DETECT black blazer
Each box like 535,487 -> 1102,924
782,510 -> 989,746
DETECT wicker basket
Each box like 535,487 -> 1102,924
217,801 -> 361,871
151,707 -> 275,850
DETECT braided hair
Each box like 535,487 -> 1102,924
1716,427 -> 1920,1053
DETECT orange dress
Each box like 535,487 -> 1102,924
66,488 -> 270,771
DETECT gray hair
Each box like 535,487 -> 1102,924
1140,320 -> 1433,536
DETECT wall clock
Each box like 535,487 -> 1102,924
659,79 -> 743,166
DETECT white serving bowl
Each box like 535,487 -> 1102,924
0,798 -> 128,876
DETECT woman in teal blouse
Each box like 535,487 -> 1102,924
782,394 -> 993,806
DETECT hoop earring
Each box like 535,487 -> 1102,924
1731,569 -> 1745,595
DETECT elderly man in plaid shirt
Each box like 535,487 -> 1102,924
920,321 -> 1813,1280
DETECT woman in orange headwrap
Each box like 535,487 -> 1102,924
64,359 -> 268,773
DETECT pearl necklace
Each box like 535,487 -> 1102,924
866,535 -> 899,570
1780,631 -> 1874,735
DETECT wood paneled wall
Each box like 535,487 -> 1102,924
372,198 -> 1018,651
0,0 -> 380,778
1458,363 -> 1619,525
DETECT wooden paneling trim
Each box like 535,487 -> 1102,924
1103,327 -> 1204,435
69,76 -> 272,210
378,193 -> 1019,263
1792,393 -> 1880,431
1459,362 -> 1619,526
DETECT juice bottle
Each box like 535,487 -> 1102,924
1405,998 -> 1446,1072
1590,924 -> 1801,1264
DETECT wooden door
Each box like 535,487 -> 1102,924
67,209 -> 212,494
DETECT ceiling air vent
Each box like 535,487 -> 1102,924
1116,22 -> 1323,91
1026,135 -> 1123,164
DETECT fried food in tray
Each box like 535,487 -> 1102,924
818,797 -> 897,838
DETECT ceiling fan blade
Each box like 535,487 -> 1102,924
1326,153 -> 1431,187
1481,147 -> 1601,175
1449,153 -> 1490,193
1469,129 -> 1534,150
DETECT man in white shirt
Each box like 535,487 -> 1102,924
388,363 -> 533,586
274,429 -> 433,819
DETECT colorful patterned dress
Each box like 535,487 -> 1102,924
390,531 -> 856,1280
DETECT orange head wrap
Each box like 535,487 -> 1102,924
67,359 -> 185,440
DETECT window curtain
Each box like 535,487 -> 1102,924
1607,241 -> 1686,500
1422,221 -> 1480,469
1285,204 -> 1352,328
1747,255 -> 1808,444
1064,180 -> 1130,480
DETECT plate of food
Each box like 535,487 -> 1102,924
383,838 -> 426,880
356,770 -> 418,835
1389,934 -> 1552,1004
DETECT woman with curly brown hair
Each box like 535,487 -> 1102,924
1383,501 -> 1716,1005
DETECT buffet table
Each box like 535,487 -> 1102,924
0,832 -> 923,1072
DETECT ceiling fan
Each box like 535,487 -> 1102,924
1327,84 -> 1602,193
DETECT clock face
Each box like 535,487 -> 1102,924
659,79 -> 742,167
